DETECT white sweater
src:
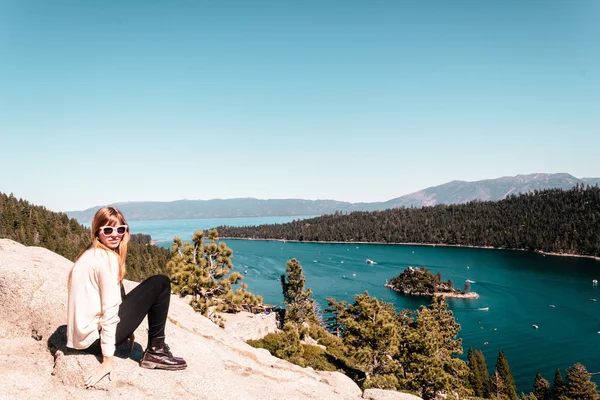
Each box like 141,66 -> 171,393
67,248 -> 122,357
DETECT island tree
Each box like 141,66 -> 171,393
386,267 -> 465,296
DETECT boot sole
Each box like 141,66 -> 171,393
140,360 -> 188,370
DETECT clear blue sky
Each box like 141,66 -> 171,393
1,0 -> 598,212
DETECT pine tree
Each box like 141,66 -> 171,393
400,295 -> 472,399
564,362 -> 598,400
552,368 -> 567,400
495,351 -> 517,400
323,298 -> 347,337
521,394 -> 537,400
226,282 -> 263,310
468,348 -> 484,397
339,292 -> 402,389
274,323 -> 304,365
532,372 -> 550,400
475,349 -> 491,397
468,348 -> 490,397
490,370 -> 510,399
169,229 -> 261,325
280,258 -> 318,328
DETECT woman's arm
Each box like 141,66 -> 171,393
85,251 -> 121,387
97,251 -> 122,358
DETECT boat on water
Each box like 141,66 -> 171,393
549,304 -> 556,308
590,298 -> 597,302
532,324 -> 539,329
593,279 -> 598,285
477,307 -> 489,311
366,259 -> 377,264
466,279 -> 476,283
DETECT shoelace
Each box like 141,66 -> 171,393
163,343 -> 174,357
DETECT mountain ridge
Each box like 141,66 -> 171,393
66,173 -> 599,222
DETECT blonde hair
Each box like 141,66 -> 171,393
68,206 -> 130,288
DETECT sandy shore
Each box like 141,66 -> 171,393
533,250 -> 600,261
220,237 -> 600,261
433,291 -> 480,299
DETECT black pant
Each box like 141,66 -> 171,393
85,274 -> 171,354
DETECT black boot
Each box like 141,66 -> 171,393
140,336 -> 187,370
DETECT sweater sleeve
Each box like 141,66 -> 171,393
96,251 -> 122,357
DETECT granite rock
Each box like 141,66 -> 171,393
0,239 -> 366,400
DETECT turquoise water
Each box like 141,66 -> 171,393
130,217 -> 600,392
128,215 -> 317,243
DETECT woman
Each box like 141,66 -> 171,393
67,206 -> 186,388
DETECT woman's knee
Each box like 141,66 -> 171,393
147,274 -> 170,288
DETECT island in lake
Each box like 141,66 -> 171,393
385,266 -> 479,299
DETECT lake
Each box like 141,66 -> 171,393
129,216 -> 600,393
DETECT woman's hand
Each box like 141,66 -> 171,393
129,332 -> 135,353
85,356 -> 114,388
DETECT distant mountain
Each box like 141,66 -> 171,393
66,173 -> 599,222
376,173 -> 592,209
66,198 -> 353,222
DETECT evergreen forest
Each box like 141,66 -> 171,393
216,186 -> 600,257
0,192 -> 170,281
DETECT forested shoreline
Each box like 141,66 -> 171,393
216,186 -> 600,257
0,192 -> 170,282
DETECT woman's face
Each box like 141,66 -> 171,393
97,224 -> 125,249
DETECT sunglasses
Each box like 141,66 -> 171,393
98,225 -> 128,236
